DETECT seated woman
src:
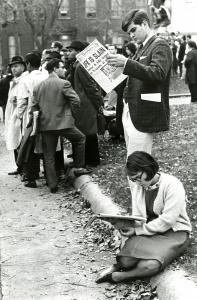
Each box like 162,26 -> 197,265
96,151 -> 192,283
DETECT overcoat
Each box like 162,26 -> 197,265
74,63 -> 103,135
185,48 -> 197,85
4,72 -> 28,150
123,35 -> 172,133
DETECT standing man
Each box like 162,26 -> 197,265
107,9 -> 172,156
67,41 -> 104,167
184,41 -> 197,103
4,56 -> 27,174
17,52 -> 48,187
30,58 -> 88,193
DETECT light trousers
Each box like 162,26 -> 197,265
122,102 -> 154,157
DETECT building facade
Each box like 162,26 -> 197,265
0,0 -> 148,70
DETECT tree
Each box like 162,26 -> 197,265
0,0 -> 17,27
20,0 -> 63,50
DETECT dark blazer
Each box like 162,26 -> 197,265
31,73 -> 80,131
123,35 -> 172,133
185,49 -> 197,85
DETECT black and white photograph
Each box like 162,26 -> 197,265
0,0 -> 197,299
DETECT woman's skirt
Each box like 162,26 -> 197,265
117,230 -> 190,269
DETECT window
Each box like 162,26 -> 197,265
8,36 -> 16,59
60,35 -> 72,47
111,0 -> 122,18
85,0 -> 96,18
59,0 -> 70,18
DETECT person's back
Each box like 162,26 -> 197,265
34,73 -> 76,131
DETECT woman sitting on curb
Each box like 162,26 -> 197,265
96,151 -> 192,283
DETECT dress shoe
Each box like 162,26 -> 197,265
50,186 -> 58,193
24,181 -> 37,188
8,170 -> 19,175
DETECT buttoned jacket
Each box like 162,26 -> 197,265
123,35 -> 172,133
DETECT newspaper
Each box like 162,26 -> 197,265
76,39 -> 128,94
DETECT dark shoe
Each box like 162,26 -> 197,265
24,181 -> 37,188
73,168 -> 92,177
95,272 -> 115,284
50,186 -> 58,193
8,170 -> 19,175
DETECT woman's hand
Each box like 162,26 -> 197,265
119,227 -> 135,237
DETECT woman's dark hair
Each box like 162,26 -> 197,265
122,9 -> 150,32
45,58 -> 61,73
126,41 -> 137,55
126,151 -> 159,181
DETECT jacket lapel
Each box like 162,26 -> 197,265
135,35 -> 157,61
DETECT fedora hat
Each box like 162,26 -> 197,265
67,41 -> 88,52
9,55 -> 26,67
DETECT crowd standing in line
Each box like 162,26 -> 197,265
0,7 -> 194,282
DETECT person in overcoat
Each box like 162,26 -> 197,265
67,41 -> 104,167
184,40 -> 197,102
0,68 -> 13,123
74,62 -> 104,167
107,9 -> 172,157
4,56 -> 27,174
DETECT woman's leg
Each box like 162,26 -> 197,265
112,258 -> 161,282
96,257 -> 139,283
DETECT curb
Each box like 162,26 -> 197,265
74,175 -> 197,300
169,93 -> 190,98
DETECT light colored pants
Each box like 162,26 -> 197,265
122,101 -> 155,202
122,101 -> 154,157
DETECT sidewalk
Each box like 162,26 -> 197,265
0,123 -> 113,300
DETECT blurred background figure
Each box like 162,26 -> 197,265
170,38 -> 178,77
184,40 -> 197,103
177,35 -> 186,79
149,0 -> 171,28
50,41 -> 63,53
125,41 -> 137,59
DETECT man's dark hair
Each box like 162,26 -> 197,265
188,40 -> 197,49
186,34 -> 191,39
122,9 -> 150,32
182,35 -> 186,42
126,151 -> 159,181
51,41 -> 63,51
45,58 -> 61,73
25,52 -> 41,68
49,51 -> 62,60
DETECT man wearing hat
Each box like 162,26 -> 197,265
67,40 -> 103,167
4,55 -> 28,175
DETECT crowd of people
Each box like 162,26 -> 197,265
0,8 -> 194,284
